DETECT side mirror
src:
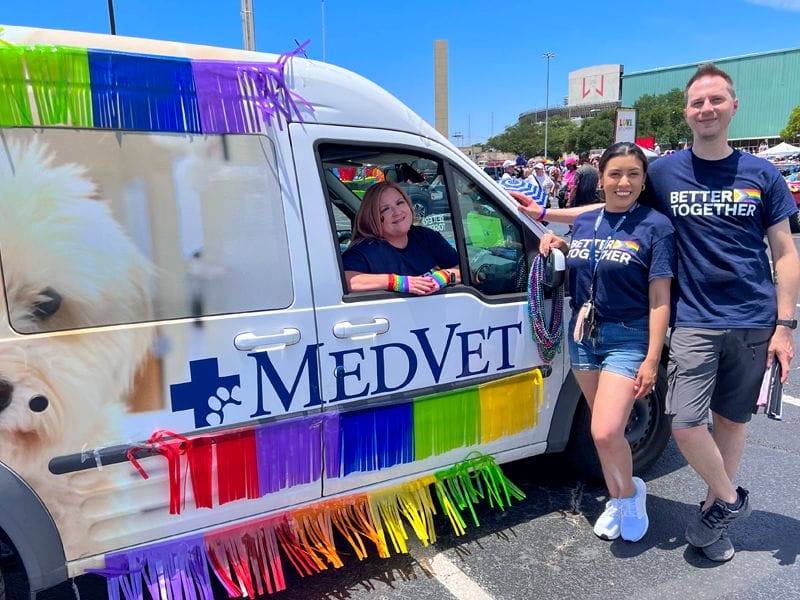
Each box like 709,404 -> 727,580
542,248 -> 566,292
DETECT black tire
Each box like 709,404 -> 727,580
564,362 -> 671,481
790,211 -> 800,234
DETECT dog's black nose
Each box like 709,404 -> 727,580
0,380 -> 12,412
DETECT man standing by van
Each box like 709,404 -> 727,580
513,63 -> 799,562
639,64 -> 799,562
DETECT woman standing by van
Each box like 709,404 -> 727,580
342,181 -> 461,294
539,142 -> 675,542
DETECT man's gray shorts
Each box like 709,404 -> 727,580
667,327 -> 773,429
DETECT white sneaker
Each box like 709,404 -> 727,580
619,477 -> 649,542
593,499 -> 621,540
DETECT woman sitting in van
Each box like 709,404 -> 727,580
342,181 -> 460,294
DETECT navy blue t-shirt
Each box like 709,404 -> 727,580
342,225 -> 458,275
567,205 -> 675,323
643,149 -> 798,328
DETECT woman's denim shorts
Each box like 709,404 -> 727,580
568,317 -> 649,380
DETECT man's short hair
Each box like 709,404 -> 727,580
684,63 -> 736,104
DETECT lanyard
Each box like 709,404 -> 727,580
587,203 -> 638,299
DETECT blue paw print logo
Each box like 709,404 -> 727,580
170,358 -> 241,427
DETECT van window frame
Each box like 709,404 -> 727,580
442,161 -> 538,302
314,139 -> 540,304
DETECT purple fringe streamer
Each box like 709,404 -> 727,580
323,412 -> 341,479
192,40 -> 313,134
94,535 -> 212,600
255,414 -> 323,496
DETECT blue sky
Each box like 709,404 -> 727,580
3,1 -> 800,144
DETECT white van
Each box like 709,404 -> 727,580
0,26 -> 670,599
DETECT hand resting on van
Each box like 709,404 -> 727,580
341,182 -> 460,295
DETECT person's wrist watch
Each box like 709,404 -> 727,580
447,270 -> 456,285
776,319 -> 798,329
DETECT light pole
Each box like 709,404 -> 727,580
241,0 -> 255,51
542,51 -> 555,159
107,0 -> 117,34
321,0 -> 326,62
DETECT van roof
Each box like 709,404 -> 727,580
1,25 -> 446,142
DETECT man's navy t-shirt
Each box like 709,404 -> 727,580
643,149 -> 798,328
341,225 -> 458,275
567,205 -> 675,323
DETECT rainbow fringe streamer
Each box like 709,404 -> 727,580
88,51 -> 200,132
413,388 -> 480,459
339,403 -> 414,475
434,453 -> 526,536
0,41 -> 312,133
255,416 -> 323,495
479,370 -> 544,443
205,516 -> 286,598
100,455 -> 522,599
215,428 -> 261,505
94,536 -> 213,600
130,371 -> 543,512
0,44 -> 92,126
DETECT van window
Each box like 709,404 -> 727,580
319,143 -> 456,277
452,170 -> 528,295
0,129 -> 292,333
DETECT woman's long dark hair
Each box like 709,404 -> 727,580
597,142 -> 648,176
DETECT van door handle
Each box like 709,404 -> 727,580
234,328 -> 301,351
333,318 -> 389,339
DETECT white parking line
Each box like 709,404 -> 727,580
426,553 -> 495,600
784,394 -> 800,407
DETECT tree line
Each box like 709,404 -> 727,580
485,88 -> 800,158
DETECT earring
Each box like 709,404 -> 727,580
641,184 -> 646,191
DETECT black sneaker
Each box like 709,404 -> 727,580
685,487 -> 751,548
702,530 -> 735,562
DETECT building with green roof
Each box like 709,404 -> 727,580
621,48 -> 800,150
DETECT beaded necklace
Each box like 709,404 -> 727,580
527,254 -> 564,363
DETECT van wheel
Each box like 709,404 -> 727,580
564,362 -> 671,481
790,211 -> 800,234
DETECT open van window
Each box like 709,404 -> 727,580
451,169 -> 529,295
319,143 -> 529,297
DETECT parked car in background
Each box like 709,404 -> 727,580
787,179 -> 800,233
483,165 -> 504,180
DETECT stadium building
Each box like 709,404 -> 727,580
519,48 -> 800,151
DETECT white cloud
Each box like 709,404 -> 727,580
746,0 -> 800,11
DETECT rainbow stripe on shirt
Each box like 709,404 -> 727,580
733,188 -> 761,203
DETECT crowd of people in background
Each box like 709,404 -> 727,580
486,141 -> 799,215
487,151 -> 606,211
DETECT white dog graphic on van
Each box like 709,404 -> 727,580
0,141 -> 154,556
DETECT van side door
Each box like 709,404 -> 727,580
290,124 -> 567,496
